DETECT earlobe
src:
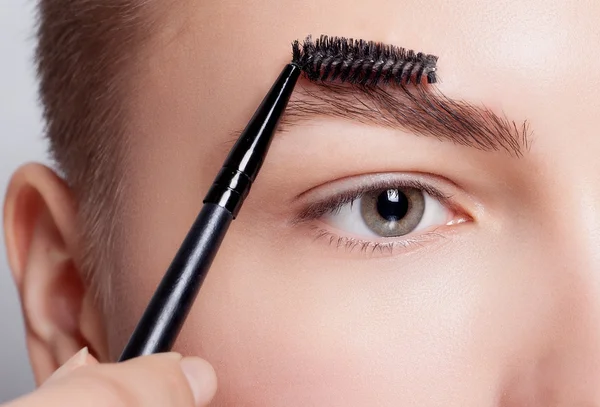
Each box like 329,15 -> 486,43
3,163 -> 106,385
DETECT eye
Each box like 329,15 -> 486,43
293,174 -> 471,254
323,186 -> 450,238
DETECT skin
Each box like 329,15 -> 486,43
4,0 -> 600,405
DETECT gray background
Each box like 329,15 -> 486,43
0,0 -> 46,402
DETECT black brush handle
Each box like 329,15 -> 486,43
204,63 -> 301,218
118,63 -> 300,361
118,203 -> 232,361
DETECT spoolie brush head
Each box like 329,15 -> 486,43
291,35 -> 439,86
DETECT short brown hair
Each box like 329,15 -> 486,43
35,0 -> 169,299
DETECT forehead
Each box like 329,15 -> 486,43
157,0 -> 599,107
130,0 -> 600,170
181,0 -> 599,81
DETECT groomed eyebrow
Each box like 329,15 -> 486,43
279,80 -> 531,157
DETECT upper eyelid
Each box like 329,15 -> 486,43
292,171 -> 459,203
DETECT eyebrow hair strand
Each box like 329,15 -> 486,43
280,81 -> 532,157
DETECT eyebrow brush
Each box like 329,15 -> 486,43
295,35 -> 439,85
119,36 -> 438,362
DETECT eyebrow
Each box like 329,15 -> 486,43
278,79 -> 531,157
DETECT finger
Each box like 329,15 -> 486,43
20,353 -> 217,407
43,347 -> 99,385
179,357 -> 218,406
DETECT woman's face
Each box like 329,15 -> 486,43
107,0 -> 600,405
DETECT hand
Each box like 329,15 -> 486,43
3,348 -> 217,407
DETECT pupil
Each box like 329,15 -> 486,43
376,189 -> 409,222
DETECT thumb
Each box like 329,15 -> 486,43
43,347 -> 98,386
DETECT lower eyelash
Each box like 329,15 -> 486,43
310,225 -> 446,256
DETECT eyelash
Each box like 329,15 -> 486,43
306,225 -> 446,255
293,178 -> 463,255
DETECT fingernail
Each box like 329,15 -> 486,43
179,357 -> 217,406
45,347 -> 89,385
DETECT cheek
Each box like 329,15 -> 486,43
162,225 -> 547,406
107,197 -> 564,406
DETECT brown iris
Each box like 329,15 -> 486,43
360,188 -> 425,237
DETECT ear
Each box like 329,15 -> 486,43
3,163 -> 108,385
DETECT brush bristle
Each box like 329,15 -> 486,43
291,35 -> 438,86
